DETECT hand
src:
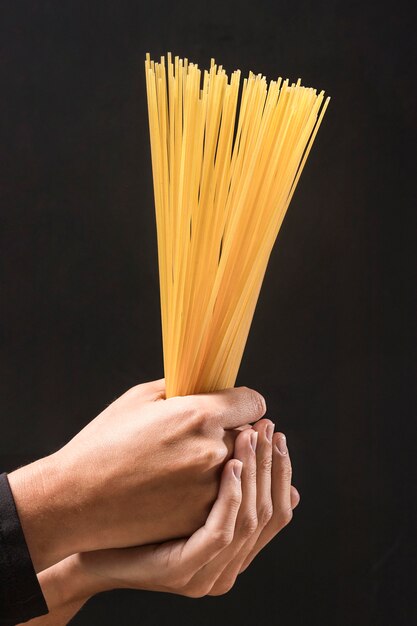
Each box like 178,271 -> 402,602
199,420 -> 300,595
8,379 -> 266,572
30,425 -> 299,625
77,423 -> 299,597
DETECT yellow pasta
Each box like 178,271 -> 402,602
145,53 -> 330,398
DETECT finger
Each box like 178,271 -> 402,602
222,425 -> 250,459
199,428 -> 258,560
270,432 -> 293,525
231,429 -> 258,539
252,419 -> 274,526
179,428 -> 258,597
238,432 -> 295,574
222,424 -> 254,462
208,419 -> 274,594
173,458 -> 243,582
168,386 -> 266,430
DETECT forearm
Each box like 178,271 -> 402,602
7,454 -> 85,573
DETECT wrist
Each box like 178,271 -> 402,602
38,554 -> 100,610
8,453 -> 84,572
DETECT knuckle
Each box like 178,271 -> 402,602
210,528 -> 233,549
189,400 -> 220,434
189,409 -> 208,432
184,585 -> 212,599
239,513 -> 258,538
210,578 -> 235,596
258,503 -> 273,527
281,465 -> 293,482
260,456 -> 273,472
274,506 -> 293,529
173,398 -> 213,435
170,571 -> 193,589
202,443 -> 226,468
282,507 -> 294,526
170,396 -> 200,422
228,493 -> 243,512
190,415 -> 206,435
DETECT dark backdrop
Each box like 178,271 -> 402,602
1,1 -> 416,625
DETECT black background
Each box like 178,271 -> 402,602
1,1 -> 416,625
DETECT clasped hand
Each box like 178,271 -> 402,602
9,380 -> 299,623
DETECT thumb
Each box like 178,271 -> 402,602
185,386 -> 267,429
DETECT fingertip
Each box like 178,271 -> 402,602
273,432 -> 288,456
290,485 -> 300,509
248,388 -> 267,420
253,418 -> 275,442
233,426 -> 253,456
232,459 -> 243,480
235,386 -> 266,419
222,458 -> 243,485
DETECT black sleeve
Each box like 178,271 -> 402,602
0,472 -> 49,625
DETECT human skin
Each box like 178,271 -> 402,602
20,424 -> 299,626
8,379 -> 268,573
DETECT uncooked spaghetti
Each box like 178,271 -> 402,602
145,53 -> 329,398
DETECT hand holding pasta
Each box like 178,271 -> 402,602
8,379 -> 266,573
21,426 -> 299,625
145,53 -> 329,398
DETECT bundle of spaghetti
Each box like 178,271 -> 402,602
145,53 -> 329,398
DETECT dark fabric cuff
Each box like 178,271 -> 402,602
0,472 -> 49,624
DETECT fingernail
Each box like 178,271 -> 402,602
250,431 -> 258,452
276,434 -> 287,455
266,423 -> 274,443
233,461 -> 243,480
